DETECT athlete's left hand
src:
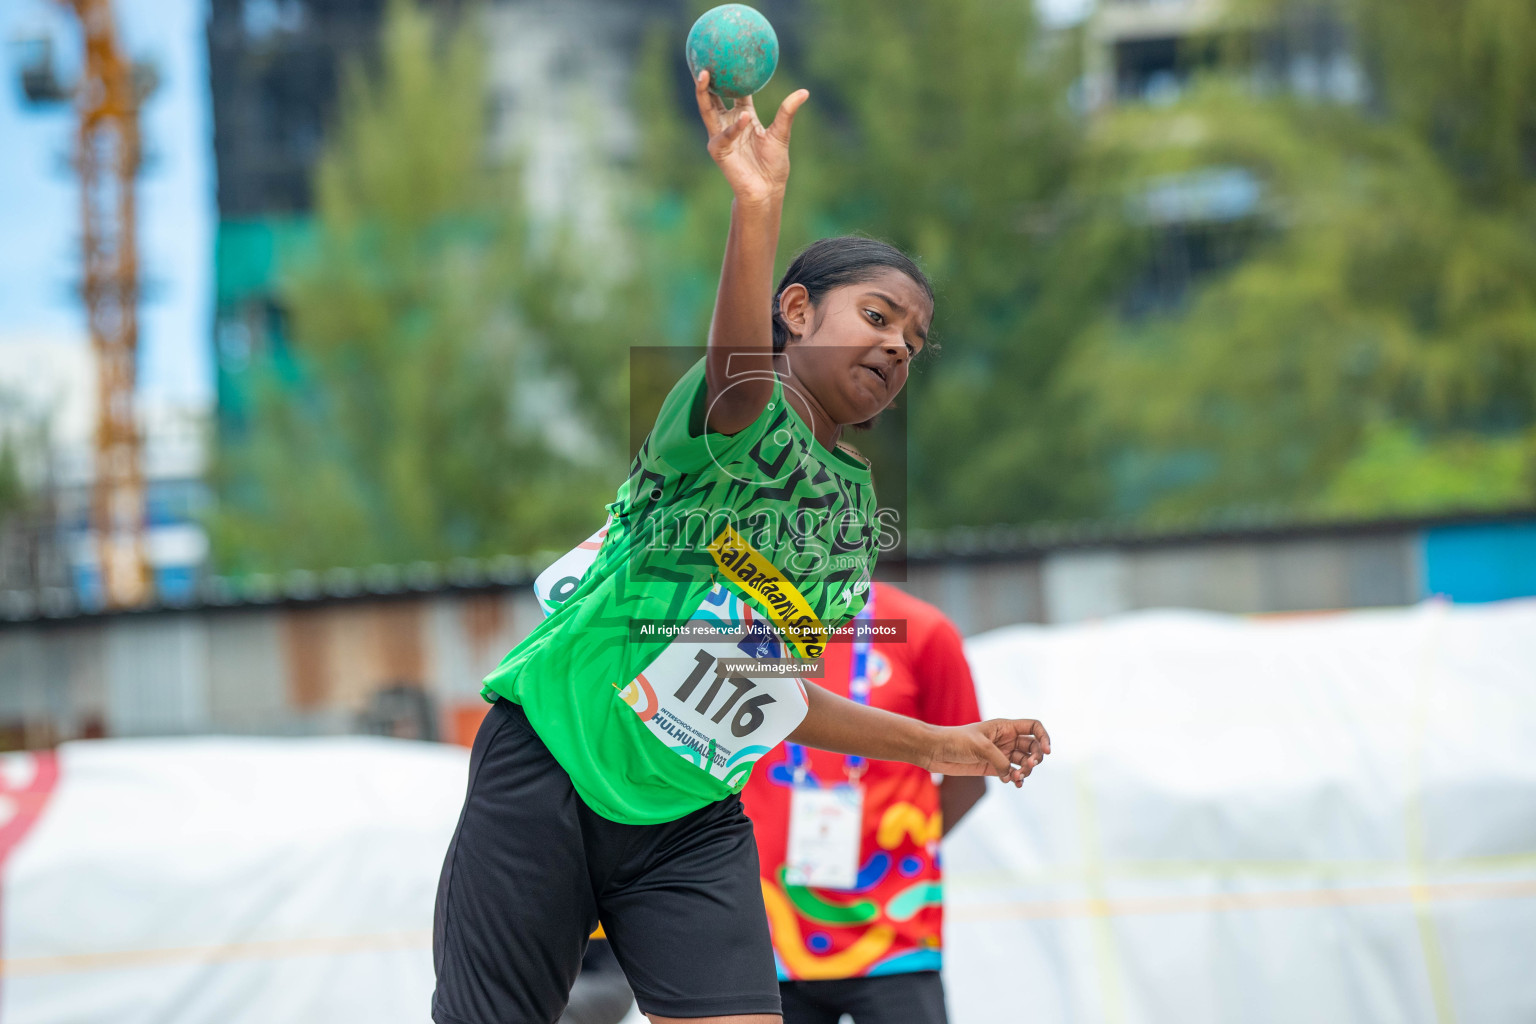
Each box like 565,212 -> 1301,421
925,719 -> 1051,787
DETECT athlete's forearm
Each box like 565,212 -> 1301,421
788,681 -> 938,768
704,195 -> 782,433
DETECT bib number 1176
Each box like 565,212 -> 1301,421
673,650 -> 776,738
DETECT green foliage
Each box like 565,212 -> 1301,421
504,0 -> 1536,535
1057,3 -> 1536,523
212,0 -> 1536,573
0,436 -> 27,522
0,389 -> 41,523
208,0 -> 625,574
1353,0 -> 1536,207
1316,422 -> 1536,517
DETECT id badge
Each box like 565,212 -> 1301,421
785,785 -> 864,890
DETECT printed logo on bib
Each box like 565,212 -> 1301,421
738,619 -> 783,660
535,521 -> 811,790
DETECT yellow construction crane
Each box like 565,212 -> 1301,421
18,0 -> 151,608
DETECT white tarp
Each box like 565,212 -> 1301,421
944,599 -> 1536,1024
0,737 -> 468,1024
1,599 -> 1533,1023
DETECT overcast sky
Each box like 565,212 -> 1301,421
0,0 -> 213,407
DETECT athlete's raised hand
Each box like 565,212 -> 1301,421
925,719 -> 1052,787
694,70 -> 809,206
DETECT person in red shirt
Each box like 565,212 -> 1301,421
740,583 -> 987,1024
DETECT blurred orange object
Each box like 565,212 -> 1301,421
448,702 -> 491,748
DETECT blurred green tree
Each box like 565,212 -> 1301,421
0,437 -> 26,524
0,390 -> 42,525
1056,0 -> 1536,523
208,0 -> 627,573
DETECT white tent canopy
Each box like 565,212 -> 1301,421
1,599 -> 1532,1023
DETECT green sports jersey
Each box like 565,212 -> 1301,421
482,358 -> 878,824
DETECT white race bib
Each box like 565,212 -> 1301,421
534,523 -> 812,789
785,785 -> 864,890
533,521 -> 611,615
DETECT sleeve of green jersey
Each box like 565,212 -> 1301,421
645,357 -> 784,473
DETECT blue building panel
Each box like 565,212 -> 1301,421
1423,522 -> 1536,603
155,566 -> 199,604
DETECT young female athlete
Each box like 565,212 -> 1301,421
431,71 -> 1050,1024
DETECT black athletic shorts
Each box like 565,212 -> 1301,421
432,698 -> 781,1023
778,972 -> 949,1024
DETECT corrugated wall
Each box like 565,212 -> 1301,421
2,517 -> 1531,749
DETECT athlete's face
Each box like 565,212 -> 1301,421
776,269 -> 933,428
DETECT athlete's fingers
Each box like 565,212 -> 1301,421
975,727 -> 1014,781
717,108 -> 754,146
998,729 -> 1027,767
1031,718 -> 1051,755
707,108 -> 754,158
693,70 -> 727,132
1001,728 -> 1046,787
769,88 -> 810,145
1010,718 -> 1050,756
736,91 -> 760,130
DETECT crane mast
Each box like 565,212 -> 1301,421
71,0 -> 150,608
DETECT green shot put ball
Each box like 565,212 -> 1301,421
686,4 -> 779,100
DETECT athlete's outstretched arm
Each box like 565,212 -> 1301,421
692,70 -> 809,435
788,682 -> 1050,787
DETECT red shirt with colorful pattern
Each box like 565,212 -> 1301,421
740,584 -> 982,980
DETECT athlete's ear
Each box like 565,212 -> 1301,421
777,284 -> 811,345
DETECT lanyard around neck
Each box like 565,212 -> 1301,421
789,587 -> 874,785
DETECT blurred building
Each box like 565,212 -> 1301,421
0,333 -> 210,606
1084,0 -> 1226,109
1084,0 -> 1364,315
209,0 -> 433,438
208,0 -> 661,440
1084,0 -> 1363,112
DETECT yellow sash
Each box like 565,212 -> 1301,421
707,525 -> 829,659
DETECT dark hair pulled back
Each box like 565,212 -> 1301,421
771,236 -> 933,352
